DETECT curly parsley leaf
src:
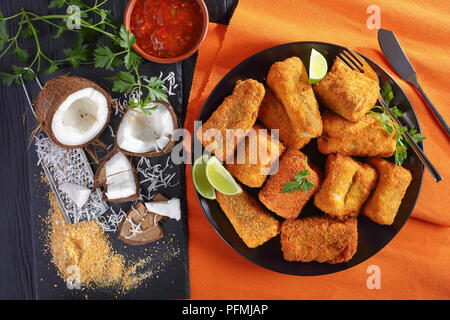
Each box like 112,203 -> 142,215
381,81 -> 394,105
48,0 -> 66,9
109,71 -> 136,93
0,12 -> 9,51
124,51 -> 141,69
63,41 -> 91,68
372,81 -> 426,166
408,128 -> 426,144
94,45 -> 123,70
0,72 -> 19,86
391,106 -> 403,118
44,62 -> 58,74
282,157 -> 315,194
118,25 -> 135,50
9,47 -> 29,63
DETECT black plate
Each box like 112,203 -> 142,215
192,41 -> 424,276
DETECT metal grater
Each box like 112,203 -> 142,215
21,72 -> 109,224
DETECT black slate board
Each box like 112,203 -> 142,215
25,62 -> 190,299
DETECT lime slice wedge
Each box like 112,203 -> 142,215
192,154 -> 216,200
309,48 -> 328,84
205,156 -> 242,196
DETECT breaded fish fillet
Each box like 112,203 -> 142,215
313,59 -> 380,122
226,123 -> 285,188
196,79 -> 265,162
258,90 -> 311,149
216,189 -> 281,248
258,149 -> 321,219
314,154 -> 378,218
266,57 -> 322,139
318,112 -> 397,157
280,216 -> 358,263
363,158 -> 412,225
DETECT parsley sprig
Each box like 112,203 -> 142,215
369,81 -> 425,166
282,157 -> 315,194
0,0 -> 168,112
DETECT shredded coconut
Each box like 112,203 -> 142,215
136,156 -> 180,201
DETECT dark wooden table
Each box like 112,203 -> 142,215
0,0 -> 237,299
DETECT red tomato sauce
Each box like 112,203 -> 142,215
130,0 -> 204,59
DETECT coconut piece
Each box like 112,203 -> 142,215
94,150 -> 140,202
35,75 -> 112,149
118,194 -> 167,245
58,182 -> 91,208
145,197 -> 181,221
116,101 -> 178,157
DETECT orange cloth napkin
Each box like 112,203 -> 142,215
185,0 -> 450,299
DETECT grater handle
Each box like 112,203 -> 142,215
19,69 -> 42,119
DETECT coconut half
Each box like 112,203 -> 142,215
116,101 -> 178,157
35,75 -> 111,148
94,150 -> 140,202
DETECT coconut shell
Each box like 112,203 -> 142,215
35,75 -> 112,149
115,101 -> 178,157
94,149 -> 140,202
117,194 -> 167,245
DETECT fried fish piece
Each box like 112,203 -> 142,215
317,112 -> 397,157
313,59 -> 380,122
226,123 -> 285,188
314,154 -> 378,218
216,189 -> 281,248
266,57 -> 322,140
258,90 -> 312,149
196,79 -> 265,161
258,149 -> 321,219
280,216 -> 358,263
363,158 -> 412,225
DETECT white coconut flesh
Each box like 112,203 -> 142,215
59,182 -> 91,208
145,198 -> 181,221
105,152 -> 136,200
51,87 -> 109,146
117,102 -> 174,154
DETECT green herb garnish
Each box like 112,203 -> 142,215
370,81 -> 425,166
0,0 -> 168,112
282,157 -> 315,194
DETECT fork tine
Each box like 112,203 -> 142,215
337,53 -> 358,71
348,48 -> 379,82
341,50 -> 363,72
345,49 -> 364,67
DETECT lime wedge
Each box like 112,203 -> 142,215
192,154 -> 216,200
309,48 -> 328,84
205,156 -> 242,196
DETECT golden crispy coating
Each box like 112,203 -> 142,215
196,79 -> 265,161
313,59 -> 380,122
226,123 -> 285,188
216,189 -> 281,248
363,158 -> 412,225
258,149 -> 321,219
344,162 -> 378,215
258,90 -> 311,149
280,216 -> 358,263
318,112 -> 397,157
314,154 -> 378,218
266,57 -> 322,140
